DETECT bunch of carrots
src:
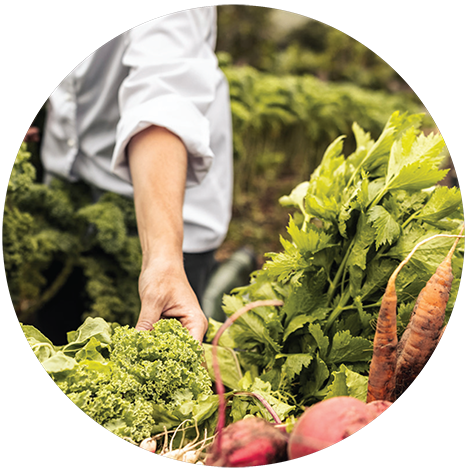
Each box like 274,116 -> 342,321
367,225 -> 465,403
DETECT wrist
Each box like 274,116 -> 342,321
141,246 -> 185,272
138,218 -> 184,268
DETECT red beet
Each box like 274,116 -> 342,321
366,400 -> 392,420
288,397 -> 373,459
205,417 -> 289,467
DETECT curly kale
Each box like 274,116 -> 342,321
26,318 -> 213,443
4,145 -> 142,326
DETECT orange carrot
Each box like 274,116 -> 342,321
366,265 -> 398,403
394,228 -> 464,399
367,227 -> 464,403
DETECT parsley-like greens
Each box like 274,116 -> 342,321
217,111 -> 463,412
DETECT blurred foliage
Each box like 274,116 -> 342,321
218,61 -> 433,260
217,6 -> 412,94
3,146 -> 142,336
222,60 -> 430,194
216,5 -> 276,70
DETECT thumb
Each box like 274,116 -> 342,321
187,322 -> 206,344
135,299 -> 161,331
179,310 -> 208,344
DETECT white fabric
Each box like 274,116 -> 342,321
41,7 -> 233,253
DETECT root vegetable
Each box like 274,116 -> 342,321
367,228 -> 464,403
287,396 -> 372,459
139,437 -> 157,453
205,416 -> 289,467
366,274 -> 398,403
366,400 -> 392,420
394,229 -> 463,399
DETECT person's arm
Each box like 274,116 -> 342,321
128,125 -> 208,342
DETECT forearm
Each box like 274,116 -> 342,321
127,125 -> 208,341
128,125 -> 187,266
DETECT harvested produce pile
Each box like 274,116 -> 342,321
18,111 -> 464,465
214,110 -> 463,412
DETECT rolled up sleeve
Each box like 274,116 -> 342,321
111,7 -> 219,186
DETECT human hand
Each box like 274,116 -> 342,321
134,256 -> 208,343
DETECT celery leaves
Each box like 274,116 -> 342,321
217,111 -> 463,413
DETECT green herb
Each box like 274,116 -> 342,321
219,111 -> 463,411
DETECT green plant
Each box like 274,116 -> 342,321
3,146 -> 142,335
217,111 -> 463,409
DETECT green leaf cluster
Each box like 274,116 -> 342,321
3,147 -> 142,327
23,317 -> 215,443
215,111 -> 464,411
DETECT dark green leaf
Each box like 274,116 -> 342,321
327,330 -> 373,364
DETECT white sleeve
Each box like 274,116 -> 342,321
111,7 -> 219,186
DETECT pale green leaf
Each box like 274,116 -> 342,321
279,353 -> 314,383
324,364 -> 368,402
279,181 -> 310,212
308,323 -> 330,358
418,186 -> 462,223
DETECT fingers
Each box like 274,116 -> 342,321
190,323 -> 208,344
180,310 -> 208,343
135,287 -> 163,331
135,285 -> 208,343
135,315 -> 159,331
134,267 -> 208,343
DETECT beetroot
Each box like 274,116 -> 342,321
288,396 -> 373,459
205,417 -> 289,467
366,400 -> 392,420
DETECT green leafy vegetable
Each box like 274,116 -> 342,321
216,111 -> 463,413
23,318 -> 213,442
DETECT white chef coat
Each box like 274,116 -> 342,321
41,7 -> 233,253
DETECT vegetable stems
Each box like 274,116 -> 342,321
326,239 -> 353,304
231,392 -> 283,424
325,288 -> 351,332
212,299 -> 284,452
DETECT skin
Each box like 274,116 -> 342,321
394,248 -> 454,398
128,125 -> 208,343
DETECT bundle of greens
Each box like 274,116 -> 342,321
214,111 -> 464,412
22,317 -> 216,443
23,316 -> 298,446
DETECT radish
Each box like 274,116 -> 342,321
207,299 -> 290,467
204,416 -> 289,467
288,396 -> 379,459
366,400 -> 392,420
